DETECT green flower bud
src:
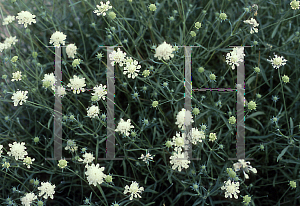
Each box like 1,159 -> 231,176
219,13 -> 227,20
248,101 -> 257,110
282,75 -> 289,83
148,4 -> 157,12
108,11 -> 116,20
152,101 -> 158,108
192,108 -> 200,115
142,70 -> 150,77
32,52 -> 38,58
190,31 -> 196,37
34,137 -> 39,143
105,175 -> 113,183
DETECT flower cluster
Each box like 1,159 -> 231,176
11,90 -> 28,106
85,163 -> 107,186
67,75 -> 86,94
221,179 -> 240,199
175,108 -> 194,130
49,31 -> 67,48
267,53 -> 288,69
0,36 -> 18,53
16,11 -> 36,28
93,1 -> 112,16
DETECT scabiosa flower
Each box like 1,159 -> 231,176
66,43 -> 77,58
93,1 -> 112,16
87,105 -> 100,118
109,48 -> 127,66
49,31 -> 67,48
23,156 -> 35,169
175,108 -> 194,130
42,73 -> 56,90
172,132 -> 188,153
243,18 -> 259,34
67,75 -> 86,94
138,150 -> 154,165
58,159 -> 68,169
3,15 -> 15,25
11,90 -> 28,106
148,3 -> 157,12
225,47 -> 245,70
53,86 -> 67,97
78,152 -> 95,166
187,128 -> 205,145
267,53 -> 287,69
20,192 -> 37,206
221,179 -> 240,199
7,142 -> 28,160
72,59 -> 81,68
123,57 -> 141,79
37,182 -> 56,199
289,180 -> 297,189
290,0 -> 300,10
85,163 -> 107,186
233,159 -> 257,179
0,145 -> 3,158
11,71 -> 22,81
248,100 -> 257,111
282,75 -> 290,83
65,139 -> 78,152
271,95 -> 280,103
92,84 -> 107,101
154,41 -> 176,61
170,151 -> 191,172
115,118 -> 134,137
16,11 -> 36,28
124,181 -> 144,201
208,133 -> 217,142
4,36 -> 18,49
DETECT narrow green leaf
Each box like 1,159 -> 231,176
179,25 -> 183,45
290,117 -> 294,135
246,76 -> 256,87
277,146 -> 289,162
245,111 -> 265,120
271,22 -> 280,39
96,184 -> 108,205
245,125 -> 260,134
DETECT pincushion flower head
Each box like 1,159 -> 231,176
170,151 -> 191,172
124,181 -> 144,201
37,181 -> 56,199
138,150 -> 154,165
188,128 -> 205,145
87,105 -> 100,118
221,179 -> 240,199
85,163 -> 107,186
7,141 -> 28,160
20,192 -> 37,206
3,15 -> 15,25
11,90 -> 28,106
93,1 -> 112,16
42,73 -> 56,90
267,53 -> 287,69
123,57 -> 141,79
16,11 -> 36,28
11,71 -> 22,81
78,152 -> 95,167
67,75 -> 86,94
175,108 -> 194,130
109,48 -> 127,66
4,36 -> 18,50
49,31 -> 67,48
154,41 -> 176,61
115,118 -> 134,137
23,156 -> 35,168
92,84 -> 107,101
243,18 -> 259,34
290,0 -> 300,10
66,43 -> 77,58
233,159 -> 257,179
225,47 -> 245,70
